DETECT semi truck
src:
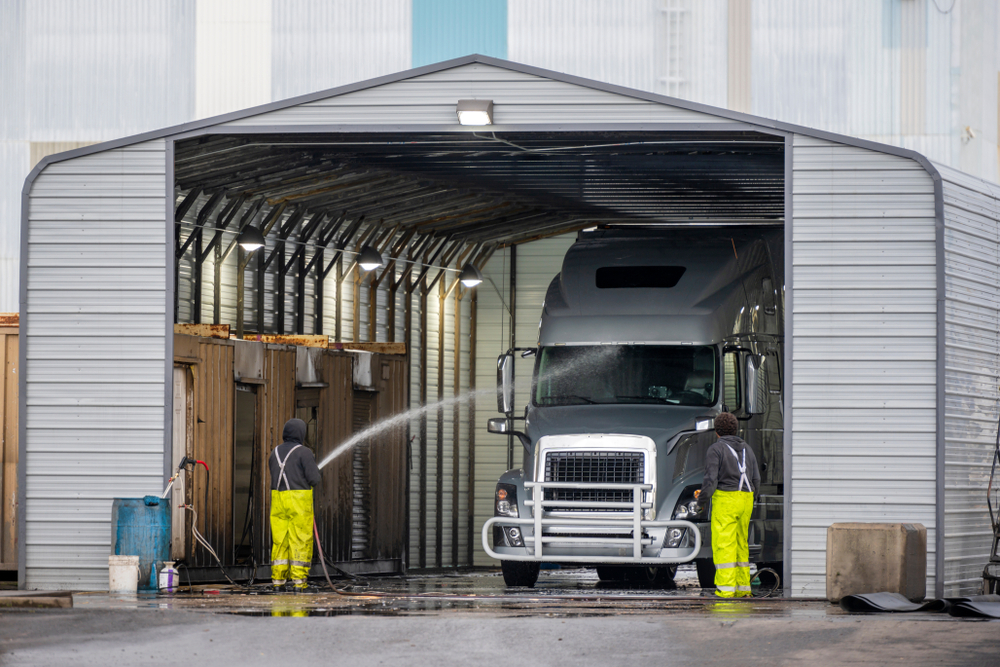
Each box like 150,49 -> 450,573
482,226 -> 784,587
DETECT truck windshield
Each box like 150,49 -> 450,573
534,345 -> 718,407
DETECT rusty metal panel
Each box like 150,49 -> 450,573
370,354 -> 408,566
1,327 -> 18,570
257,344 -> 296,565
186,338 -> 235,568
316,351 -> 354,563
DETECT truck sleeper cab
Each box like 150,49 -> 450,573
481,227 -> 784,588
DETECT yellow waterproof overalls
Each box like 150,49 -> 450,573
270,444 -> 314,588
711,444 -> 754,598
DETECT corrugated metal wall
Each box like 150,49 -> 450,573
936,163 -> 1000,595
272,0 -> 411,101
23,139 -> 167,590
472,235 -> 574,566
509,0 -> 728,105
5,1 -> 1000,315
1,323 -> 17,571
790,134 -> 938,597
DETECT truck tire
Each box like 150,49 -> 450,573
501,561 -> 540,587
695,558 -> 716,588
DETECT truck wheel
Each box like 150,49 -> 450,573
655,565 -> 678,586
696,558 -> 716,588
501,561 -> 540,587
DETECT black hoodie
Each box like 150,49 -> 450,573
268,418 -> 322,491
699,434 -> 761,504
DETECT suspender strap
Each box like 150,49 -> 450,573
725,444 -> 752,493
273,444 -> 302,491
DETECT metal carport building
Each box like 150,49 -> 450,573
19,55 -> 1000,596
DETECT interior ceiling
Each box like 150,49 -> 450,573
174,130 -> 785,247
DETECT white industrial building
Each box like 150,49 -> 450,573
3,0 -> 999,313
17,55 -> 1000,597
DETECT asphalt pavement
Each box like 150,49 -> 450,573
1,567 -> 997,666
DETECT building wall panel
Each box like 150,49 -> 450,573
23,139 -> 166,590
937,162 -> 1000,595
219,63 -> 728,129
790,133 -> 937,598
273,0 -> 410,101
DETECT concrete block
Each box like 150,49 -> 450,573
826,523 -> 927,603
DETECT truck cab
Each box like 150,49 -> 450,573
482,227 -> 784,587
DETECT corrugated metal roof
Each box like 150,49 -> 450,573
173,130 -> 785,249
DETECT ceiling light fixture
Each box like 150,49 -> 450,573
237,225 -> 266,251
459,263 -> 484,288
358,246 -> 384,271
456,99 -> 494,126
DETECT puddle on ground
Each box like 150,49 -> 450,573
65,566 -> 836,619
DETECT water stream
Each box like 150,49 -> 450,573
317,345 -> 618,470
317,387 -> 497,470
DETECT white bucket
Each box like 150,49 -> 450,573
108,555 -> 139,593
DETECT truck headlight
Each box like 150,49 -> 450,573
495,483 -> 518,517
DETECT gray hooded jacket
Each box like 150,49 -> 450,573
699,434 -> 761,504
268,418 -> 322,491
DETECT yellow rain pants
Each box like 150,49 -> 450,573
710,489 -> 754,598
270,489 -> 314,588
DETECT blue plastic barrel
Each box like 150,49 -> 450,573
111,496 -> 171,591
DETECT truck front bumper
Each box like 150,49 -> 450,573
481,481 -> 702,564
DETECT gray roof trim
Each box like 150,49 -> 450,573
22,53 -> 944,195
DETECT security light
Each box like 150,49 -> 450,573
237,225 -> 266,251
459,263 -> 484,287
456,99 -> 494,126
358,245 -> 384,271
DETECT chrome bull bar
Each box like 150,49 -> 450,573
482,481 -> 701,564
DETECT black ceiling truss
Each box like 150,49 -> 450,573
173,130 -> 784,336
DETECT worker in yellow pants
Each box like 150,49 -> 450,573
710,489 -> 755,597
696,412 -> 760,599
269,418 -> 321,590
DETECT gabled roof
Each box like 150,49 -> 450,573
26,55 -> 942,246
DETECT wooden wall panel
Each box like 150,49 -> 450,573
187,338 -> 235,568
258,345 -> 296,563
370,354 -> 408,564
316,352 -> 354,563
0,328 -> 17,570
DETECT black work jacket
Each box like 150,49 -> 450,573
700,435 -> 761,504
268,419 -> 321,491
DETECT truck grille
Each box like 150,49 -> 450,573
543,451 -> 645,510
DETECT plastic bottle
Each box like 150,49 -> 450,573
158,561 -> 179,593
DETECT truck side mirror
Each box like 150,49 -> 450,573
745,354 -> 767,415
497,353 -> 514,414
487,418 -> 509,434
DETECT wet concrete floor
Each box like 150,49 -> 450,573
2,567 -> 998,666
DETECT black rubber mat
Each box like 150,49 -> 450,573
839,592 -> 946,613
945,595 -> 1000,618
